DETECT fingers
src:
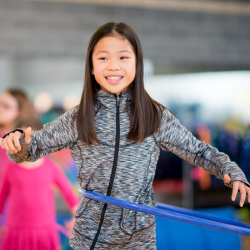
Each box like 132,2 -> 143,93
232,181 -> 250,207
232,181 -> 239,202
14,131 -> 23,151
25,127 -> 32,144
1,131 -> 22,154
239,184 -> 246,207
224,174 -> 231,184
0,128 -> 31,154
3,133 -> 16,153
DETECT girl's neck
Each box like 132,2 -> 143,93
18,158 -> 45,169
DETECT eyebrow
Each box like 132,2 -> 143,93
118,49 -> 132,54
96,49 -> 132,55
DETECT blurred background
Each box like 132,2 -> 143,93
0,0 -> 250,249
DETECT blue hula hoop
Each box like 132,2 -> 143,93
79,189 -> 250,236
156,202 -> 250,229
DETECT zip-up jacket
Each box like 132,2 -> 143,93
3,89 -> 250,249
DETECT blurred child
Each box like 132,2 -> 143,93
0,119 -> 79,250
0,89 -> 39,247
0,89 -> 39,181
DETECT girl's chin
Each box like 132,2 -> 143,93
101,85 -> 130,95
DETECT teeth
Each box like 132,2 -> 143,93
106,76 -> 122,80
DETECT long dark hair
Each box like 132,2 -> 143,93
74,22 -> 165,146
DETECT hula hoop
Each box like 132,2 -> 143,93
156,202 -> 250,229
79,189 -> 250,236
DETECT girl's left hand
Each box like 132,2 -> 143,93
64,217 -> 75,234
224,174 -> 250,207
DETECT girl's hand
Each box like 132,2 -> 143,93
0,127 -> 31,154
64,217 -> 75,234
224,174 -> 250,207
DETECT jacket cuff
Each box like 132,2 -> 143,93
223,163 -> 250,188
1,128 -> 25,138
2,129 -> 32,163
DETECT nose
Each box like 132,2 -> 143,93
107,58 -> 120,71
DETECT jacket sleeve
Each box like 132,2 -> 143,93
2,106 -> 79,163
154,109 -> 250,188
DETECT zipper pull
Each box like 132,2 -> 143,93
116,95 -> 120,107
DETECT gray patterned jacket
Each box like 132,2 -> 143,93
4,89 -> 250,249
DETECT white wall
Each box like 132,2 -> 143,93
145,71 -> 250,124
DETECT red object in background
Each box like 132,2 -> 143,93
194,123 -> 212,190
153,179 -> 184,194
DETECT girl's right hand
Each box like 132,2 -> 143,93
0,127 -> 32,154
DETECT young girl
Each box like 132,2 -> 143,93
0,22 -> 250,250
0,89 -> 38,182
0,89 -> 39,247
0,119 -> 79,250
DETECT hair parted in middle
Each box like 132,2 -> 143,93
73,22 -> 165,147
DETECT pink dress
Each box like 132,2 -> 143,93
0,132 -> 11,247
0,157 -> 79,250
0,132 -> 9,186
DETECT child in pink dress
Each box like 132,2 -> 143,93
0,120 -> 79,250
0,157 -> 79,250
0,89 -> 38,185
0,89 -> 41,247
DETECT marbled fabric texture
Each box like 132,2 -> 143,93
4,89 -> 250,249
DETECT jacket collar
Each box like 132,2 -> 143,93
97,89 -> 131,111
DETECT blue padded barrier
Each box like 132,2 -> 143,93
155,207 -> 242,250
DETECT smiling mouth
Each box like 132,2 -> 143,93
105,76 -> 123,80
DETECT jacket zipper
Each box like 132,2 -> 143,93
90,95 -> 120,250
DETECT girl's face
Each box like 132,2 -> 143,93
92,35 -> 136,96
0,92 -> 20,127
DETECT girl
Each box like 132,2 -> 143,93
0,22 -> 250,250
0,89 -> 39,247
0,119 -> 79,250
0,89 -> 38,181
